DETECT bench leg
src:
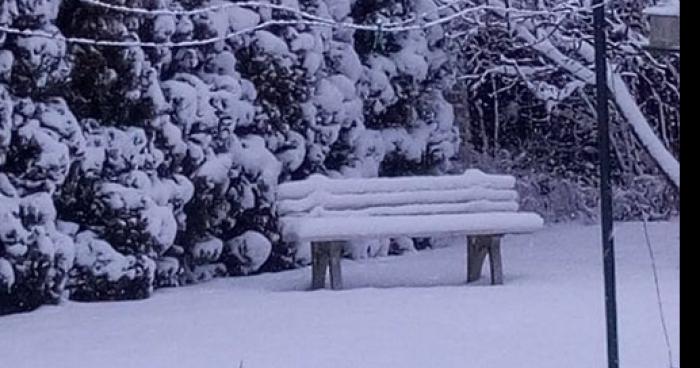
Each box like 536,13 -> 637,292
487,237 -> 504,285
311,241 -> 344,290
328,242 -> 344,290
311,242 -> 329,290
467,236 -> 489,283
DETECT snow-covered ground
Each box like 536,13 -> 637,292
0,220 -> 679,368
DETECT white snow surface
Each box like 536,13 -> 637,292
281,212 -> 544,242
278,169 -> 516,199
644,0 -> 680,16
0,220 -> 680,368
279,188 -> 518,215
296,200 -> 520,217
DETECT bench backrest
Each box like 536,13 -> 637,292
278,169 -> 522,218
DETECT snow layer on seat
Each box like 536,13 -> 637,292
278,169 -> 516,200
281,212 -> 544,242
278,187 -> 519,215
286,200 -> 520,218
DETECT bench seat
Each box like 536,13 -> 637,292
281,212 -> 543,243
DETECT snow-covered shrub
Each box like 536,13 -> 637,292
0,1 -> 85,313
350,0 -> 460,177
154,256 -> 181,288
389,236 -> 417,255
0,192 -> 75,315
222,231 -> 272,275
8,25 -> 71,96
53,123 -> 187,298
344,238 -> 390,260
612,175 -> 678,221
68,230 -> 156,301
182,134 -> 281,276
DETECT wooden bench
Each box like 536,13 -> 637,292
278,169 -> 543,290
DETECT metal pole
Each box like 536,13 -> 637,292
593,1 -> 620,368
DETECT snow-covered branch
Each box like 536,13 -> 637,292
576,43 -> 680,187
451,0 -> 679,189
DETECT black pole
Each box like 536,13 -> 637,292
593,1 -> 619,368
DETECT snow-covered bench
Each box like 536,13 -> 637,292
278,170 -> 544,290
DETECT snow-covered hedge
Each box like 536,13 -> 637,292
0,0 -> 461,315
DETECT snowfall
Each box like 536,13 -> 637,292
0,219 -> 679,368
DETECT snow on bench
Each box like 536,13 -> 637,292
278,170 -> 544,290
281,213 -> 544,243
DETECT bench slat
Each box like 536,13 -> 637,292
281,212 -> 544,242
284,200 -> 520,217
279,187 -> 519,215
278,169 -> 516,200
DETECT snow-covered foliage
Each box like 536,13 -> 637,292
0,0 -> 462,314
344,238 -> 390,259
334,0 -> 461,178
446,0 -> 679,222
0,192 -> 75,314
